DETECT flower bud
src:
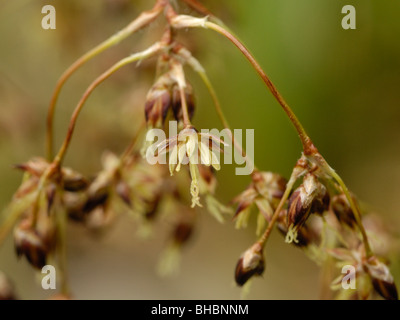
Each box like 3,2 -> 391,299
173,222 -> 193,246
330,194 -> 356,228
286,174 -> 327,243
277,210 -> 311,247
14,220 -> 48,270
365,256 -> 398,300
145,80 -> 171,128
62,167 -> 89,192
372,278 -> 398,301
235,243 -> 265,286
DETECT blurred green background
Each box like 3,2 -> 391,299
0,0 -> 399,299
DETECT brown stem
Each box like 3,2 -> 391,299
179,85 -> 191,128
181,0 -> 213,17
46,1 -> 164,160
257,170 -> 298,247
121,120 -> 146,161
205,22 -> 315,155
52,43 -> 162,168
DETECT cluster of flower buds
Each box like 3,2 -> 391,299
144,57 -> 195,129
11,158 -> 88,269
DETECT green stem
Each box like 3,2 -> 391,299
0,190 -> 39,246
52,43 -> 163,168
46,1 -> 164,160
121,120 -> 146,162
57,205 -> 70,296
325,167 -> 373,258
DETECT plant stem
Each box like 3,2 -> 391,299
181,0 -> 228,28
257,172 -> 297,248
52,43 -> 163,168
57,204 -> 70,297
196,69 -> 257,172
204,21 -> 315,155
45,2 -> 164,160
179,84 -> 191,128
121,120 -> 146,162
324,166 -> 373,258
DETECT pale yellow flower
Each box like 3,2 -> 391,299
157,127 -> 226,207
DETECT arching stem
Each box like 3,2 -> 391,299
203,21 -> 315,155
46,1 -> 164,160
52,43 -> 163,168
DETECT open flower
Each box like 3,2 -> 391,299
157,126 -> 226,207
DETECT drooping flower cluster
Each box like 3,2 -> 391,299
0,0 -> 397,300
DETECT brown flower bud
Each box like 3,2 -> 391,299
365,256 -> 398,300
235,243 -> 265,286
330,194 -> 356,228
277,210 -> 311,247
372,278 -> 398,301
171,83 -> 195,125
83,190 -> 109,213
173,222 -> 193,245
62,167 -> 89,192
286,174 -> 327,243
14,220 -> 48,270
145,80 -> 171,128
